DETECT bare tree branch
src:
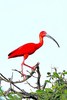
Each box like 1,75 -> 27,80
0,63 -> 40,100
0,73 -> 38,100
12,62 -> 40,83
0,63 -> 39,84
0,62 -> 42,100
36,64 -> 41,90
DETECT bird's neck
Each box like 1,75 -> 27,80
36,36 -> 44,49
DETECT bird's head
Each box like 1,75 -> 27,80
39,31 -> 47,37
39,31 -> 60,47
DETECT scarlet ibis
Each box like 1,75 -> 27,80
8,31 -> 60,77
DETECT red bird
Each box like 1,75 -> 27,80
8,31 -> 60,77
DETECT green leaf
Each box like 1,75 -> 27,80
45,80 -> 51,83
0,87 -> 4,96
47,72 -> 51,75
45,88 -> 53,93
63,71 -> 67,75
61,94 -> 67,100
53,72 -> 59,78
7,93 -> 21,100
64,89 -> 67,94
36,90 -> 44,94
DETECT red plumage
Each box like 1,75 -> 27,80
8,31 -> 59,78
8,43 -> 36,58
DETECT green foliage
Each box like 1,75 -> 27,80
7,92 -> 21,100
0,69 -> 67,100
36,89 -> 53,100
35,69 -> 67,100
0,90 -> 22,100
0,87 -> 3,96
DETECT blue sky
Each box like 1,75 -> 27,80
0,0 -> 67,91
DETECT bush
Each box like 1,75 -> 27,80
0,66 -> 67,100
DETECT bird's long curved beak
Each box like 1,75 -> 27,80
46,34 -> 60,47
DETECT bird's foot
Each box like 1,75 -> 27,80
21,73 -> 27,80
31,66 -> 36,71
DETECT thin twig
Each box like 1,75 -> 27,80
12,62 -> 40,83
12,69 -> 21,75
26,81 -> 38,89
26,70 -> 37,78
0,73 -> 38,100
0,63 -> 39,84
42,81 -> 47,90
0,63 -> 40,100
36,64 -> 41,90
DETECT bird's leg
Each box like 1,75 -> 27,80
21,62 -> 26,78
23,54 -> 36,70
23,62 -> 36,70
21,55 -> 36,78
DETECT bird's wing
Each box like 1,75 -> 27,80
8,43 -> 36,58
8,46 -> 23,58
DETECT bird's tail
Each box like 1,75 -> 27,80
8,49 -> 18,59
8,48 -> 23,59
